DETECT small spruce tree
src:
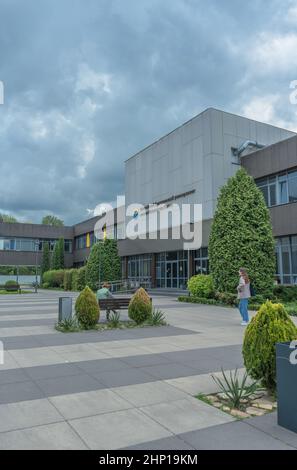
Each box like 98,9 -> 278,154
41,241 -> 50,281
208,168 -> 275,295
51,238 -> 64,270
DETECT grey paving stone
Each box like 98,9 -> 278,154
180,420 -> 296,450
25,362 -> 83,380
3,326 -> 196,350
0,319 -> 54,327
246,412 -> 297,449
123,436 -> 195,450
0,368 -> 29,385
0,398 -> 63,432
92,368 -> 157,388
114,381 -> 189,407
70,408 -> 172,449
140,398 -> 234,434
142,363 -> 198,380
75,358 -> 131,373
49,389 -> 132,420
36,373 -> 103,397
120,353 -> 173,368
0,380 -> 45,404
0,422 -> 88,450
2,336 -> 43,350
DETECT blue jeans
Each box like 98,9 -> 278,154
239,298 -> 249,322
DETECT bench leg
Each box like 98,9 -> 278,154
106,309 -> 110,322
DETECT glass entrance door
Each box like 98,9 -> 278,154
166,261 -> 178,288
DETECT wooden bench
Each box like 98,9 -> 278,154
98,296 -> 152,321
0,284 -> 20,292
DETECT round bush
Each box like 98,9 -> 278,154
5,280 -> 20,291
243,300 -> 297,391
75,286 -> 100,328
5,280 -> 19,287
187,275 -> 214,298
128,287 -> 152,324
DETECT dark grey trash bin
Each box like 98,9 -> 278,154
276,341 -> 297,433
58,297 -> 72,322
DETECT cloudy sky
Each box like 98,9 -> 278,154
1,0 -> 297,224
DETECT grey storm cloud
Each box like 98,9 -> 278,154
0,0 -> 297,224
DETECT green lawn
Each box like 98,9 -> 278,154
0,290 -> 33,295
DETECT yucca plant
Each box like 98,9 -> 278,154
212,368 -> 259,409
149,309 -> 167,326
108,311 -> 121,328
55,316 -> 81,332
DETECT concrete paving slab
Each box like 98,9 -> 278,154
140,397 -> 234,434
180,420 -> 296,450
246,412 -> 297,449
92,368 -> 156,388
49,389 -> 132,420
113,381 -> 190,407
70,408 -> 172,449
124,435 -> 195,450
36,373 -> 103,397
0,422 -> 88,450
0,398 -> 63,432
0,380 -> 45,404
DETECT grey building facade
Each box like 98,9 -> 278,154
119,108 -> 295,288
1,108 -> 297,286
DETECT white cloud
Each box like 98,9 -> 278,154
75,63 -> 112,95
248,33 -> 297,73
241,95 -> 297,132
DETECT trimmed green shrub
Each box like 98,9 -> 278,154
100,238 -> 121,282
71,269 -> 79,291
5,280 -> 19,287
128,287 -> 152,324
214,292 -> 238,306
86,240 -> 121,291
5,280 -> 20,291
42,269 -> 64,288
243,300 -> 297,391
273,285 -> 297,302
75,286 -> 100,328
85,243 -> 101,291
77,266 -> 86,291
178,296 -> 220,305
63,270 -> 72,291
188,274 -> 214,298
209,168 -> 275,296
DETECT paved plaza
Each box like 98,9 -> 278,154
0,291 -> 296,450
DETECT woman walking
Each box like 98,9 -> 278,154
237,268 -> 251,325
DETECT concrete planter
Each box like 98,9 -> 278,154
276,341 -> 297,433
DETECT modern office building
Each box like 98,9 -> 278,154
1,108 -> 297,286
118,108 -> 295,288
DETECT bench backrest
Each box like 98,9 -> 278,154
98,298 -> 131,309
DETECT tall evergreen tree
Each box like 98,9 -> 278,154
41,242 -> 50,280
86,239 -> 121,291
51,238 -> 64,270
208,168 -> 275,295
57,238 -> 64,269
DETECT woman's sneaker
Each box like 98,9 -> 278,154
241,321 -> 248,326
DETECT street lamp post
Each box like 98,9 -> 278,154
34,239 -> 40,293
